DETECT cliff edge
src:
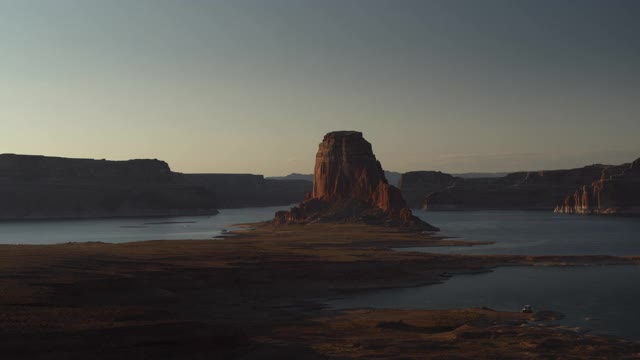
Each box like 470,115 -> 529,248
554,158 -> 640,215
0,154 -> 218,219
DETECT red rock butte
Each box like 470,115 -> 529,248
274,131 -> 438,231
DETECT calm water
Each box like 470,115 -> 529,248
411,210 -> 640,256
331,265 -> 640,340
2,208 -> 639,338
0,205 -> 291,244
333,210 -> 640,340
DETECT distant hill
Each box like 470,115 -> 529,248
184,174 -> 310,208
451,172 -> 509,179
267,173 -> 314,182
0,153 -> 218,219
0,154 -> 314,219
398,161 -> 638,210
268,171 -> 403,187
383,171 -> 402,187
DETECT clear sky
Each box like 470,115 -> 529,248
1,0 -> 639,176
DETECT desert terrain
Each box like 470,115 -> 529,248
1,223 -> 638,359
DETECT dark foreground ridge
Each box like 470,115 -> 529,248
274,131 -> 438,230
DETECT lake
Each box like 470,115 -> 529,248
331,210 -> 640,340
0,205 -> 292,244
330,265 -> 640,340
411,210 -> 640,256
1,207 -> 639,339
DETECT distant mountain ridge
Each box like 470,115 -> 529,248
184,173 -> 310,208
7,152 -> 635,218
0,153 -> 218,220
0,154 -> 312,219
267,173 -> 315,182
554,158 -> 640,215
398,160 -> 639,211
452,172 -> 509,179
268,171 -> 506,186
269,171 -> 404,187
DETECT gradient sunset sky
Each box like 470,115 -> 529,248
1,0 -> 639,176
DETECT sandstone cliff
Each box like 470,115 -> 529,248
0,154 -> 217,220
274,131 -> 438,230
554,158 -> 640,215
400,163 -> 630,210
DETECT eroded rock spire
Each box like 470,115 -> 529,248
274,131 -> 438,230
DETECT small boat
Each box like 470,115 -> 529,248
521,305 -> 533,313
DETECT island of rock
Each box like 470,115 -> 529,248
274,131 -> 438,230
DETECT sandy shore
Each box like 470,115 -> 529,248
0,223 -> 638,359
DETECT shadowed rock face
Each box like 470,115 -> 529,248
0,154 -> 174,182
274,131 -> 438,230
400,163 -> 632,211
554,158 -> 640,215
399,171 -> 458,208
0,154 -> 218,219
184,173 -> 310,208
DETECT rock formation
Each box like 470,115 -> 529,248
400,163 -> 630,210
554,158 -> 640,215
0,154 -> 316,219
0,154 -> 218,219
0,154 -> 175,182
398,171 -> 458,208
274,131 -> 438,230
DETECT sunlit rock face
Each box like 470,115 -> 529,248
554,158 -> 640,215
274,131 -> 438,230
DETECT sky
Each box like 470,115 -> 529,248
1,0 -> 639,176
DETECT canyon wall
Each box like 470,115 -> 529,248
554,158 -> 640,215
0,154 -> 312,219
0,154 -> 217,220
400,163 -> 632,211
